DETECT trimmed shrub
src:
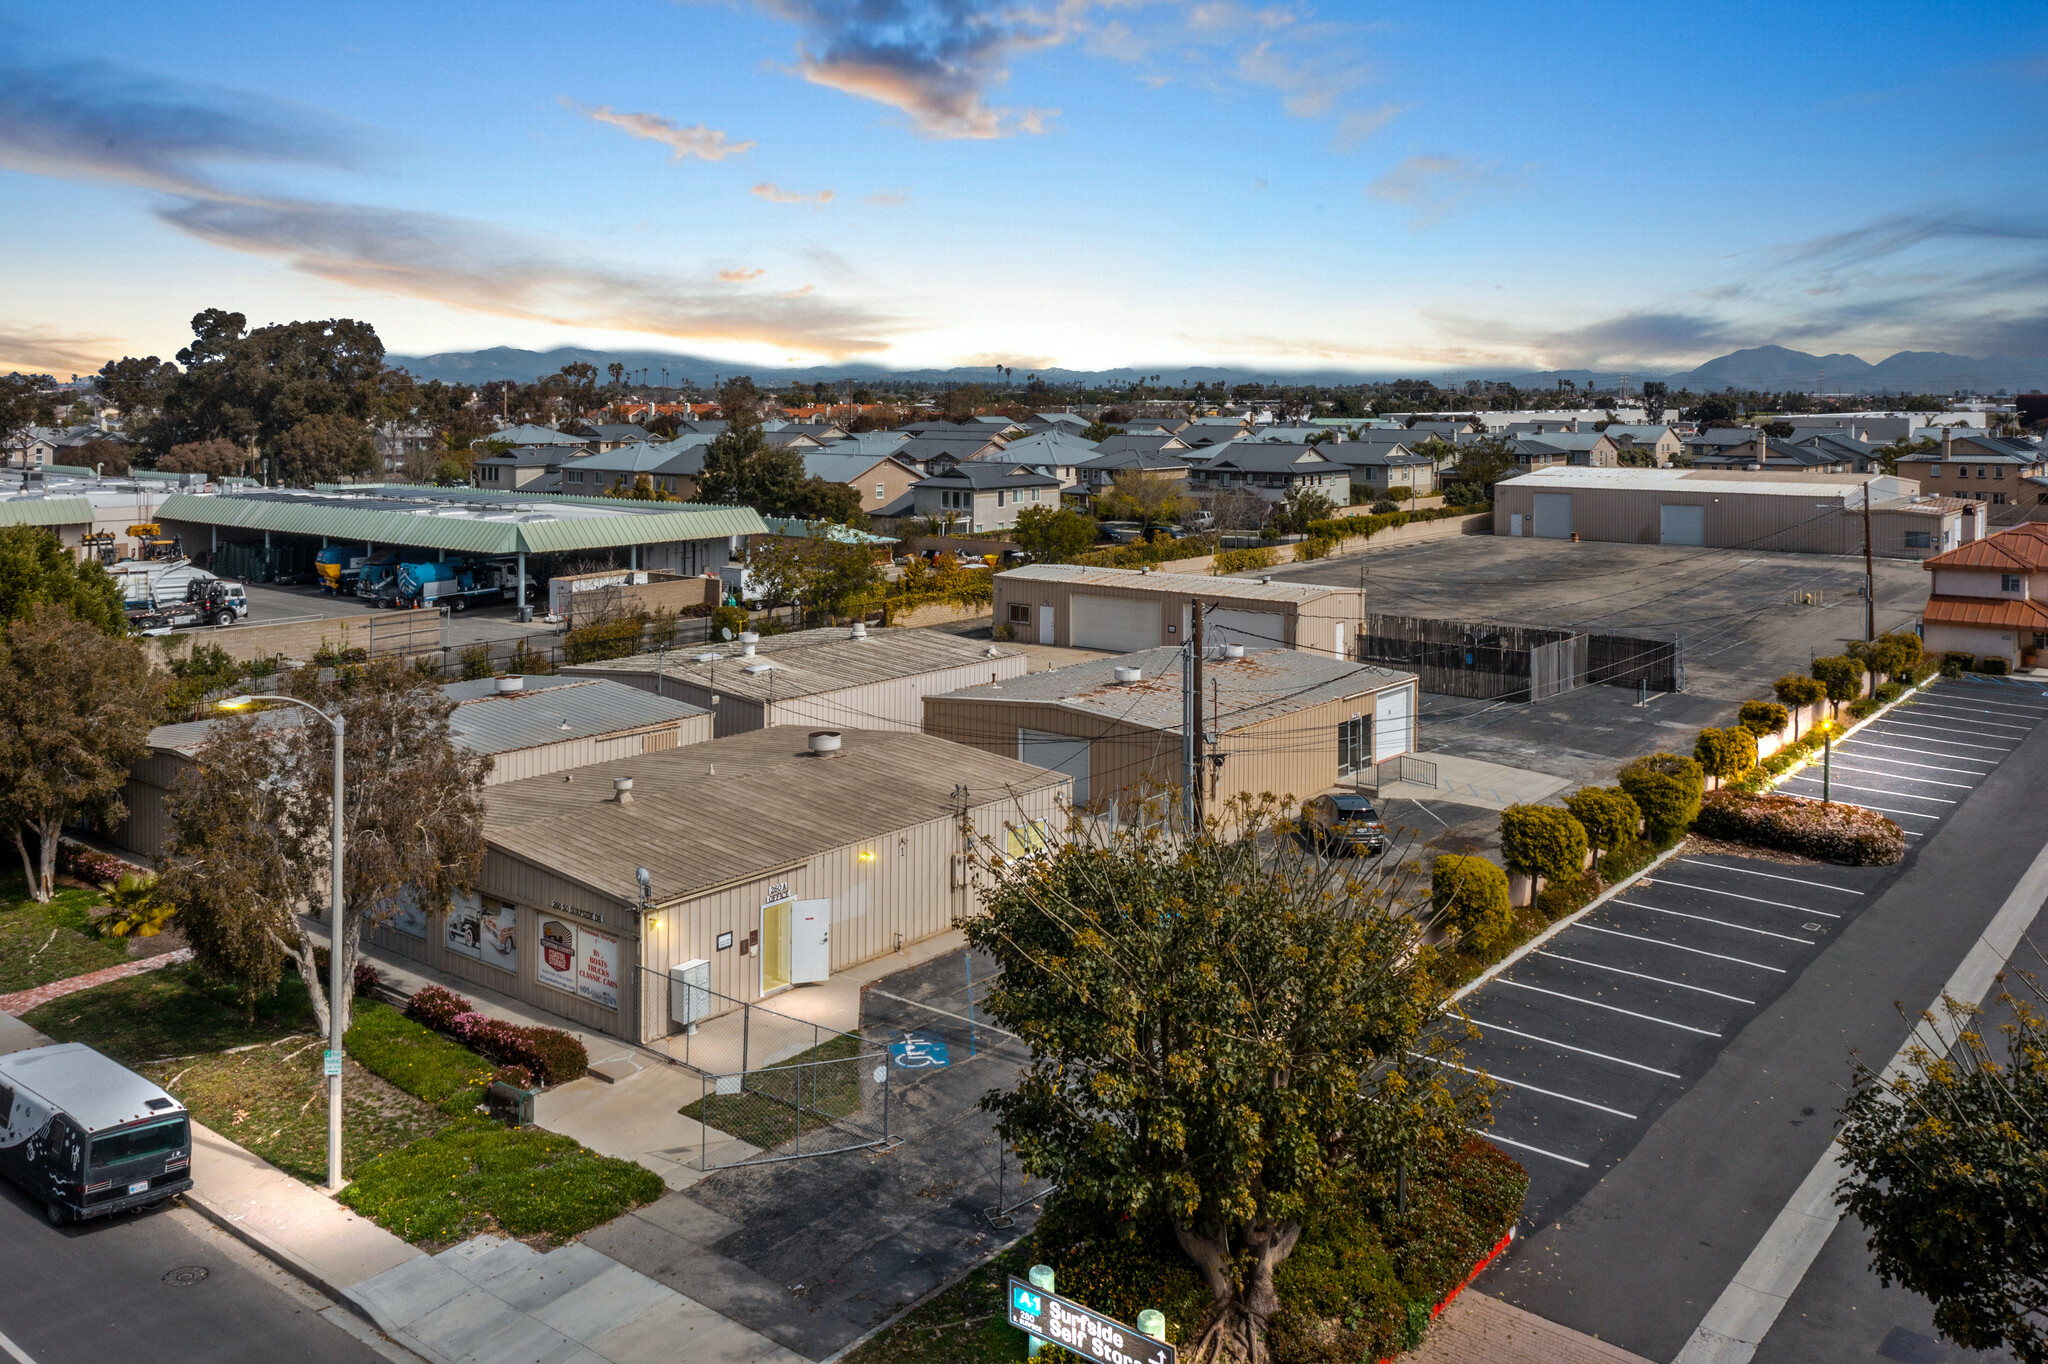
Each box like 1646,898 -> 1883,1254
1811,655 -> 1866,711
1535,874 -> 1594,923
1294,535 -> 1336,562
1874,681 -> 1902,704
1565,786 -> 1641,854
1855,630 -> 1923,682
562,612 -> 649,664
1773,674 -> 1825,710
1694,790 -> 1905,865
1618,752 -> 1705,840
1979,655 -> 2012,676
1213,546 -> 1277,575
1369,498 -> 1401,514
1694,726 -> 1758,783
405,984 -> 471,1031
402,986 -> 589,1085
1499,805 -> 1588,883
1738,700 -> 1789,735
1941,650 -> 1972,679
1846,696 -> 1881,720
1430,855 -> 1514,955
710,604 -> 748,638
58,841 -> 135,886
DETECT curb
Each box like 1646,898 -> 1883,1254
1755,671 -> 1938,796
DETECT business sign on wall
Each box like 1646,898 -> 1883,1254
537,914 -> 620,1011
1006,1279 -> 1174,1364
447,892 -> 518,974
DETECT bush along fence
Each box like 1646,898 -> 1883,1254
404,984 -> 590,1086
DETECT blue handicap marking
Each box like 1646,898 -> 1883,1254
890,1029 -> 950,1069
1013,1285 -> 1041,1315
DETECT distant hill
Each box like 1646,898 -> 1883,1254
385,343 -> 2048,394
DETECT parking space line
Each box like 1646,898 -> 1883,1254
1825,763 -> 1975,790
1471,1128 -> 1590,1169
1538,950 -> 1757,1004
1773,785 -> 1943,818
1428,1056 -> 1640,1118
1466,1016 -> 1684,1078
1925,695 -> 2048,715
1497,978 -> 1723,1035
1577,923 -> 1787,972
1866,723 -> 2014,751
1635,904 -> 1817,944
1777,778 -> 1955,804
1903,706 -> 2033,731
1677,860 -> 1862,895
1647,880 -> 1841,918
1832,744 -> 1993,774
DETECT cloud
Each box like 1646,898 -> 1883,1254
752,181 -> 834,205
0,324 -> 122,375
1234,38 -> 1360,118
1331,102 -> 1407,152
863,189 -> 911,207
567,101 -> 756,160
957,352 -> 1058,370
718,267 -> 767,282
1368,155 -> 1516,226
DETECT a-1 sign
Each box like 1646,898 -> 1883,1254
1008,1277 -> 1175,1364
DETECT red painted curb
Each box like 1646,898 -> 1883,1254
1378,1223 -> 1517,1363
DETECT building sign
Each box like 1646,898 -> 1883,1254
577,929 -> 621,1011
763,882 -> 792,907
1007,1279 -> 1173,1364
447,893 -> 518,974
550,899 -> 604,925
537,916 -> 578,994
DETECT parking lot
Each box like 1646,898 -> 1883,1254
1455,675 -> 2048,1225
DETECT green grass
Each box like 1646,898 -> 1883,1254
337,1118 -> 665,1248
345,1001 -> 497,1114
0,876 -> 128,994
678,1031 -> 867,1149
842,1242 -> 1043,1364
24,966 -> 316,1062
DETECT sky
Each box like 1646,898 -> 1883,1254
2,1 -> 2046,380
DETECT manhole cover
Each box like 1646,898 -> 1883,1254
162,1266 -> 210,1287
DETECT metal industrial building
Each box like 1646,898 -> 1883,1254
381,727 -> 1068,1043
923,645 -> 1418,810
562,624 -> 1028,736
993,564 -> 1365,656
1491,468 -> 1969,558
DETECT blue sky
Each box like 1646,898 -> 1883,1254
2,1 -> 2045,378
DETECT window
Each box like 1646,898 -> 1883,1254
996,489 -> 1005,507
1996,466 -> 2005,478
91,1117 -> 189,1169
2002,574 -> 2023,593
1928,464 -> 1941,477
1904,531 -> 1931,548
1337,715 -> 1371,776
875,482 -> 885,499
1008,602 -> 1031,624
1977,466 -> 1988,478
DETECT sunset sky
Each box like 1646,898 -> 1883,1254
3,0 -> 2045,378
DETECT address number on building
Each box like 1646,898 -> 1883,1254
1008,1277 -> 1174,1364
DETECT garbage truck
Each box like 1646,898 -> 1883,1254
390,560 -> 504,612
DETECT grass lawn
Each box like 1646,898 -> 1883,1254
678,1030 -> 867,1149
842,1241 -> 1043,1364
0,876 -> 127,994
339,1118 -> 665,1249
24,965 -> 316,1062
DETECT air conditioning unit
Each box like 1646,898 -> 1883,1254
669,958 -> 711,1033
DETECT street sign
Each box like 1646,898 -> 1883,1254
1008,1277 -> 1174,1364
324,1050 -> 343,1077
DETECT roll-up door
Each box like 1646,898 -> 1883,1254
1071,594 -> 1161,652
1532,493 -> 1573,539
1207,607 -> 1288,652
1659,503 -> 1705,546
1018,728 -> 1090,803
1372,685 -> 1414,762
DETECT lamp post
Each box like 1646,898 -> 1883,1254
1821,720 -> 1832,805
221,693 -> 347,1191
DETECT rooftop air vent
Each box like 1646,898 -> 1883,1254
612,776 -> 634,804
1113,666 -> 1143,685
496,675 -> 524,694
742,662 -> 774,675
808,730 -> 843,756
693,652 -> 720,663
739,630 -> 760,646
849,621 -> 867,640
1224,644 -> 1245,659
741,641 -> 757,658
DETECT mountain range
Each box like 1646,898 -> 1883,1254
384,343 -> 2048,395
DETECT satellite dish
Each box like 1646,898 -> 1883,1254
720,628 -> 734,641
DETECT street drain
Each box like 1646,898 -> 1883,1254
163,1266 -> 210,1287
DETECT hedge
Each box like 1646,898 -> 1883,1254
1694,726 -> 1757,782
1564,786 -> 1641,853
1294,535 -> 1336,562
1738,700 -> 1789,736
1499,805 -> 1587,883
1072,534 -> 1219,571
1430,855 -> 1513,954
1213,547 -> 1277,575
404,985 -> 589,1085
1303,503 -> 1491,545
1617,752 -> 1704,840
1693,790 -> 1905,865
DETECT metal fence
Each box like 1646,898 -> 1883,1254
1365,754 -> 1437,791
1356,613 -> 1679,700
693,1049 -> 892,1169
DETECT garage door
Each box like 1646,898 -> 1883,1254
1659,503 -> 1705,546
1071,594 -> 1161,652
1532,493 -> 1573,539
1017,729 -> 1089,803
1208,607 -> 1287,652
1372,685 -> 1414,762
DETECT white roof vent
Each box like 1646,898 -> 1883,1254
849,621 -> 867,639
1113,665 -> 1143,684
612,776 -> 634,804
742,662 -> 774,675
739,630 -> 759,645
495,675 -> 524,693
741,640 -> 757,657
1224,644 -> 1245,658
808,730 -> 843,755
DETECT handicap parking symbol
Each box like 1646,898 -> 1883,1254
889,1029 -> 950,1069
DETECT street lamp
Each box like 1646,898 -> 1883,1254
220,693 -> 347,1191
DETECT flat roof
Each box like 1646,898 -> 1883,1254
935,645 -> 1414,734
998,562 -> 1359,605
483,726 -> 1061,905
1502,467 -> 1914,500
153,486 -> 767,556
562,624 -> 1020,703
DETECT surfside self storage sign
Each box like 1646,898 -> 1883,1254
1008,1278 -> 1175,1364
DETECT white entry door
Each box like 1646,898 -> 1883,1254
791,899 -> 830,983
1038,604 -> 1055,645
1510,512 -> 1524,536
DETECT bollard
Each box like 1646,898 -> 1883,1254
1027,1265 -> 1056,1357
1138,1310 -> 1166,1341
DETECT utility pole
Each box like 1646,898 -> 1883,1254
1862,480 -> 1875,642
1190,605 -> 1205,830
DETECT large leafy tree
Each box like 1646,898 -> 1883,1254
1098,470 -> 1190,527
967,804 -> 1487,1364
157,659 -> 489,1037
1012,505 -> 1097,562
0,372 -> 60,442
695,393 -> 806,511
0,526 -> 128,634
0,606 -> 163,900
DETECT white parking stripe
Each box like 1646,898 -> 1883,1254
1539,950 -> 1758,1003
1472,1128 -> 1590,1169
1775,784 -> 1944,817
1928,694 -> 2048,714
1865,723 -> 2014,751
1498,978 -> 1723,1035
1467,1016 -> 1684,1078
1648,879 -> 1841,918
1832,744 -> 1993,773
1825,763 -> 1975,790
1901,706 -> 2032,731
1428,1056 -> 1639,1118
1677,859 -> 1863,894
1576,923 -> 1787,972
1778,777 -> 1955,804
1636,904 -> 1817,944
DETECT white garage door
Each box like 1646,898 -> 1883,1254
1659,503 -> 1705,546
1071,594 -> 1162,652
1017,729 -> 1089,803
1532,493 -> 1573,539
1372,685 -> 1414,762
1208,607 -> 1287,652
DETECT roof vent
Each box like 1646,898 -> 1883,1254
741,641 -> 756,657
742,662 -> 774,675
612,776 -> 634,804
496,675 -> 524,694
808,730 -> 843,756
1114,665 -> 1143,684
1224,644 -> 1245,658
693,652 -> 720,663
1259,576 -> 1272,585
849,621 -> 867,639
739,630 -> 759,646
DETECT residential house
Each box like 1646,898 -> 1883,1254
996,430 -> 1100,493
1893,430 -> 2048,509
1071,448 -> 1191,513
568,422 -> 657,450
1092,431 -> 1191,457
557,436 -> 714,498
1687,436 -> 1856,474
1600,424 -> 1683,464
1186,443 -> 1350,506
1256,425 -> 1340,444
893,431 -> 1010,474
1321,442 -> 1437,500
1509,432 -> 1618,472
1025,412 -> 1093,436
911,461 -> 1063,531
801,449 -> 924,518
474,445 -> 584,490
1918,522 -> 2048,668
1680,427 -> 1761,464
1787,430 -> 1882,472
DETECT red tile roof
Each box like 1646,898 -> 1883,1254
1922,594 -> 2048,629
1922,522 -> 2048,572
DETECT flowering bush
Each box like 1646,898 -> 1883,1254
1694,790 -> 1904,866
404,983 -> 471,1030
404,987 -> 589,1084
59,842 -> 135,886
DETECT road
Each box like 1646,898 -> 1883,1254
1477,675 -> 2048,1362
0,1182 -> 394,1364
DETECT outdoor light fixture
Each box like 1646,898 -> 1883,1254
859,849 -> 877,863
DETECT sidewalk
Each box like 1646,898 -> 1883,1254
1410,1291 -> 1656,1364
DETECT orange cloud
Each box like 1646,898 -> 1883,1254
751,182 -> 834,206
719,267 -> 768,282
572,102 -> 757,160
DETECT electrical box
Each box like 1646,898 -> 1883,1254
669,958 -> 711,1030
486,1081 -> 535,1127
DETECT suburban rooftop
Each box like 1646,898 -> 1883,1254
998,562 -> 1359,604
561,623 -> 1022,702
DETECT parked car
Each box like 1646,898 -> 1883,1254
0,1043 -> 193,1224
1294,793 -> 1387,856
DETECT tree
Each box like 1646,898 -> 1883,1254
787,476 -> 868,526
158,659 -> 488,1037
743,531 -> 880,621
1271,486 -> 1337,535
1617,753 -> 1704,841
1081,420 -> 1126,443
1694,726 -> 1757,784
1639,381 -> 1669,414
1689,393 -> 1741,425
1811,655 -> 1866,716
1207,487 -> 1269,534
1854,630 -> 1923,683
1097,470 -> 1189,527
1564,786 -> 1642,857
0,526 -> 127,634
0,372 -> 59,442
968,805 -> 1487,1364
1738,700 -> 1790,736
1445,436 -> 1518,494
1499,804 -> 1588,885
158,438 -> 253,479
1431,854 -> 1514,955
0,606 -> 162,900
270,413 -> 377,484
67,437 -> 132,476
1775,673 -> 1826,710
1012,506 -> 1097,562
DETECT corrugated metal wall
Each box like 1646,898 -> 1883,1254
480,716 -> 712,785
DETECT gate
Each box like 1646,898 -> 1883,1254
692,1049 -> 892,1168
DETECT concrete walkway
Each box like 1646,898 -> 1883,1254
0,947 -> 193,1015
1411,1292 -> 1656,1364
1372,750 -> 1572,811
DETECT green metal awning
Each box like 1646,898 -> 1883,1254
0,497 -> 94,527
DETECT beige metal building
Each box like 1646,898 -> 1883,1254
372,727 -> 1068,1043
993,564 -> 1365,657
112,676 -> 709,859
924,645 -> 1419,811
1491,468 -> 1967,558
562,624 -> 1027,737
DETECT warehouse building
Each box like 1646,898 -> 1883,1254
1491,468 -> 1967,558
924,645 -> 1418,810
563,623 -> 1027,736
379,727 -> 1068,1042
112,675 -> 709,859
993,563 -> 1364,656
